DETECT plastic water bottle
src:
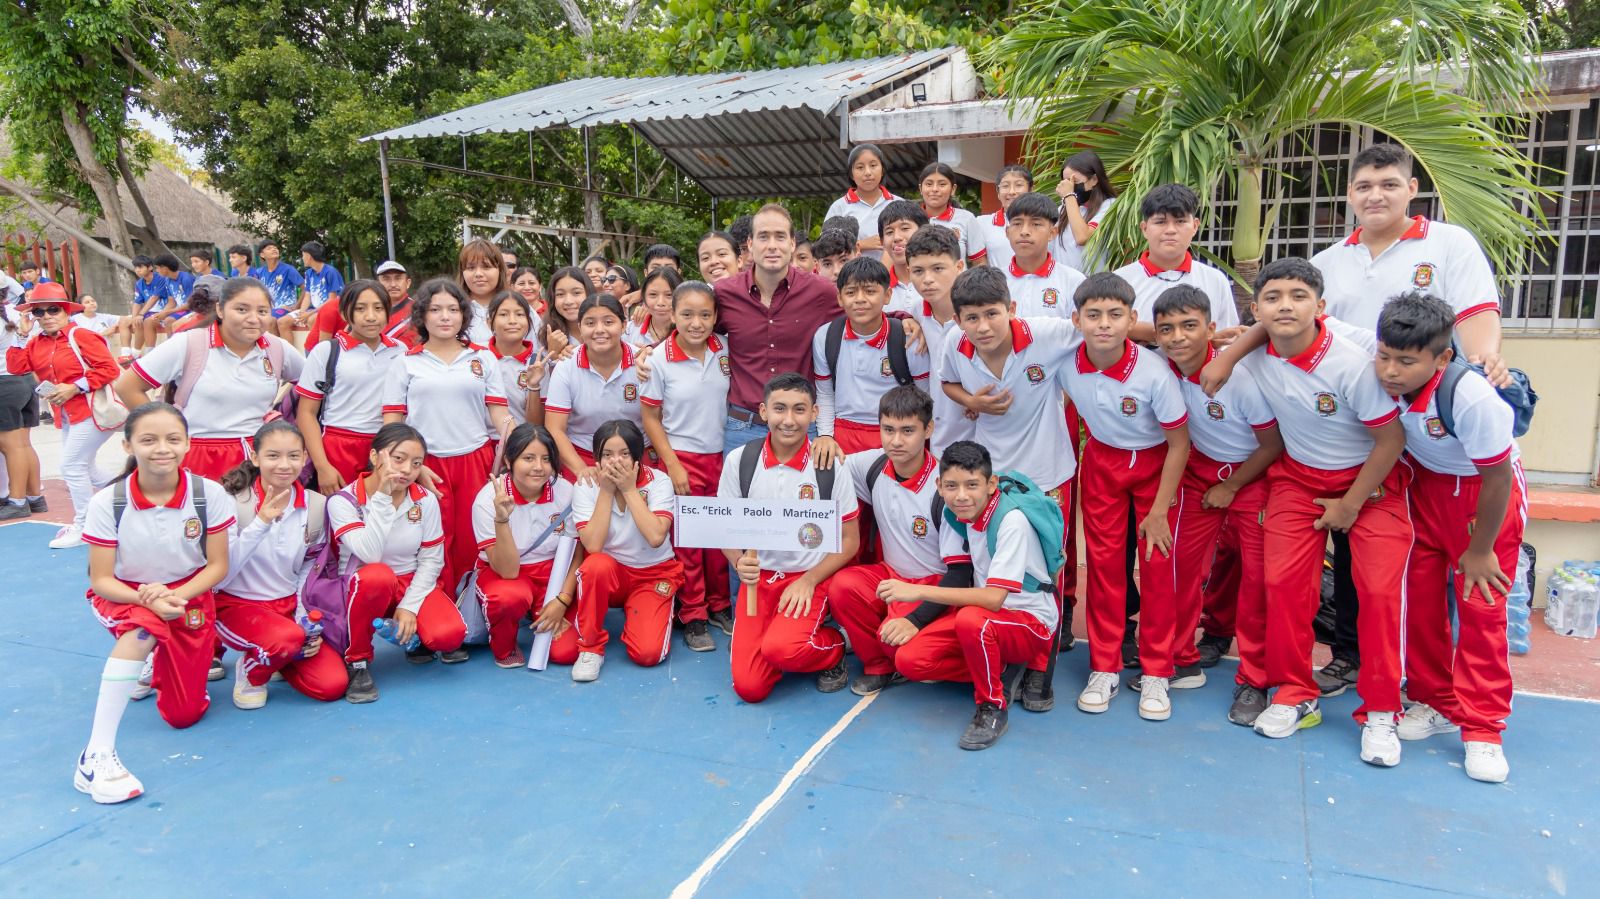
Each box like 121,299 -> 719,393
1573,576 -> 1600,639
373,617 -> 421,651
1545,570 -> 1570,633
1507,547 -> 1533,655
297,610 -> 324,658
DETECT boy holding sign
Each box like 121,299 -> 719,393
717,373 -> 861,703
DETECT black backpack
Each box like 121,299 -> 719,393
862,452 -> 944,531
738,437 -> 835,500
112,473 -> 209,559
823,317 -> 914,387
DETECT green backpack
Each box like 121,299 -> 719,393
941,471 -> 1065,594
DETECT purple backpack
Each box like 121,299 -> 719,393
300,493 -> 356,653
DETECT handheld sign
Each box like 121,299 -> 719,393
676,498 -> 842,613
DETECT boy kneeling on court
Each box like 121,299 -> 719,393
719,373 -> 860,703
879,441 -> 1064,751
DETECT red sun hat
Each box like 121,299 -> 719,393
16,280 -> 84,314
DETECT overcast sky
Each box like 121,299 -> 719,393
132,107 -> 204,166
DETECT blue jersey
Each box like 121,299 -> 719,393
302,264 -> 345,309
134,274 -> 170,312
164,271 -> 196,306
256,262 -> 304,310
20,275 -> 51,293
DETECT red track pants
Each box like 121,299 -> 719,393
828,563 -> 941,676
89,575 -> 214,729
1404,462 -> 1526,743
342,564 -> 467,663
731,570 -> 844,703
321,427 -> 376,486
894,606 -> 1053,707
573,554 -> 684,665
474,558 -> 579,664
1171,451 -> 1268,686
214,593 -> 347,701
1263,455 -> 1413,719
427,442 -> 496,592
672,451 -> 730,623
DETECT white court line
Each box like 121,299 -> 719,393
670,691 -> 880,898
1513,688 -> 1600,705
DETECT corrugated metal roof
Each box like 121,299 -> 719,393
364,50 -> 957,198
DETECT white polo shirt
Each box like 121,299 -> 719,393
572,466 -> 676,567
543,344 -> 647,457
381,343 -> 507,457
465,300 -> 493,348
1059,341 -> 1188,451
1053,196 -> 1116,274
1312,217 -> 1499,330
82,473 -> 236,584
1396,366 -> 1519,477
489,339 -> 538,426
974,209 -> 1013,270
1113,252 -> 1240,330
910,300 -> 976,456
846,449 -> 944,579
294,330 -> 404,434
1006,254 -> 1084,320
1165,345 -> 1278,464
886,268 -> 921,315
1238,320 -> 1399,470
924,205 -> 984,265
639,333 -> 731,455
329,479 -> 443,576
938,491 -> 1058,632
938,316 -> 1081,489
717,437 -> 861,574
812,314 -> 931,429
471,474 -> 573,563
133,325 -> 305,439
221,483 -> 317,601
824,186 -> 903,260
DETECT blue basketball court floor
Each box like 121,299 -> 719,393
2,519 -> 1595,897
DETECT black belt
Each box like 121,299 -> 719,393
726,403 -> 761,424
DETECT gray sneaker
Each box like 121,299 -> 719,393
683,620 -> 715,652
1228,684 -> 1269,727
27,496 -> 48,514
0,502 -> 30,521
1315,657 -> 1359,697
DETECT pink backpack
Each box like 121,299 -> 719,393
167,329 -> 287,409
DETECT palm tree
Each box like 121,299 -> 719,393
990,0 -> 1547,306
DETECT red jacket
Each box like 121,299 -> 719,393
4,323 -> 120,427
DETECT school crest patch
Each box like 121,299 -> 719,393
880,357 -> 894,377
551,513 -> 566,534
407,503 -> 423,522
1425,416 -> 1447,439
1206,400 -> 1226,421
623,384 -> 638,402
1314,392 -> 1338,416
718,356 -> 731,376
516,370 -> 530,390
1025,364 -> 1046,383
183,517 -> 202,539
469,359 -> 485,378
911,516 -> 929,538
1042,288 -> 1060,308
1412,263 -> 1436,288
261,356 -> 274,376
1120,396 -> 1138,417
185,607 -> 205,629
654,580 -> 673,596
798,483 -> 816,500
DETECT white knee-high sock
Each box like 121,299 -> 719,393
88,658 -> 145,752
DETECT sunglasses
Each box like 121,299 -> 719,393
29,306 -> 64,317
602,275 -> 622,284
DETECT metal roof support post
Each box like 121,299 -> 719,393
710,196 -> 718,229
379,139 -> 397,260
838,97 -> 850,149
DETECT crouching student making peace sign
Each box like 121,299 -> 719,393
78,403 -> 235,804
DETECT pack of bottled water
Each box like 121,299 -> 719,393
1507,546 -> 1533,654
1545,558 -> 1600,640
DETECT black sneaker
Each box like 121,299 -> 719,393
958,702 -> 1009,751
1020,669 -> 1054,712
439,647 -> 469,664
27,496 -> 48,514
1229,683 -> 1269,727
683,620 -> 715,652
1121,637 -> 1140,670
1059,605 -> 1075,652
1001,663 -> 1027,705
405,644 -> 435,664
345,663 -> 378,704
0,503 -> 30,522
816,658 -> 849,693
1315,657 -> 1359,697
1170,665 -> 1207,689
707,608 -> 735,636
850,672 -> 902,696
1196,634 -> 1232,668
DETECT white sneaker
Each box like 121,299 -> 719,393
1464,741 -> 1509,783
1254,699 -> 1322,738
1361,711 -> 1402,767
1077,671 -> 1119,713
129,656 -> 155,701
1137,676 -> 1171,721
1397,702 -> 1459,741
49,525 -> 85,549
73,748 -> 144,804
231,654 -> 267,710
571,651 -> 604,683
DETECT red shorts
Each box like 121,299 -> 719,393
88,575 -> 215,729
183,437 -> 250,482
833,419 -> 882,455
